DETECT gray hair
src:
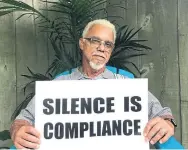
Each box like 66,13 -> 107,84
82,19 -> 116,42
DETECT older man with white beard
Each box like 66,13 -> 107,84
10,19 -> 176,149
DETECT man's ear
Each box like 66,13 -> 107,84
79,38 -> 84,51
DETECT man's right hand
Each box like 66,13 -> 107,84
13,125 -> 40,149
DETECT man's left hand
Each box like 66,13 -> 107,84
144,117 -> 174,145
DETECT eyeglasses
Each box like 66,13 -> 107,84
84,37 -> 114,51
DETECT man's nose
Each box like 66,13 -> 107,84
97,42 -> 105,51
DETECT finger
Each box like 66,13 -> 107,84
18,137 -> 39,149
15,142 -> 27,149
159,132 -> 172,144
22,133 -> 40,144
144,117 -> 161,136
146,122 -> 161,141
25,126 -> 40,138
150,129 -> 166,145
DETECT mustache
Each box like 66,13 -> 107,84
92,52 -> 106,59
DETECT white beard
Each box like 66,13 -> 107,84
89,61 -> 104,70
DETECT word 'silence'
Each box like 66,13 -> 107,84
43,96 -> 142,115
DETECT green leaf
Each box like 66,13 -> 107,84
120,26 -> 129,41
0,130 -> 10,141
1,0 -> 31,11
40,8 -> 71,15
26,67 -> 35,76
130,39 -> 148,42
0,10 -> 12,16
22,80 -> 35,95
126,28 -> 142,42
0,0 -> 49,21
90,0 -> 106,10
122,28 -> 135,41
44,0 -> 72,10
11,93 -> 35,120
116,25 -> 127,42
0,6 -> 21,10
16,12 -> 35,20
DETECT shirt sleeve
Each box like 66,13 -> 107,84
148,91 -> 173,120
15,96 -> 35,126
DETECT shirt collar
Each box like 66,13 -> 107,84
72,66 -> 114,80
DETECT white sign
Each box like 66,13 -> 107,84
35,79 -> 149,150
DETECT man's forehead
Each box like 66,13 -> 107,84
87,24 -> 112,33
86,24 -> 114,41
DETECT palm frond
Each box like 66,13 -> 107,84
0,130 -> 10,141
21,67 -> 51,93
109,25 -> 152,76
41,0 -> 72,10
113,26 -> 151,55
11,92 -> 35,120
0,0 -> 49,21
46,38 -> 81,77
90,0 -> 106,10
0,10 -> 13,16
15,12 -> 36,20
21,69 -> 51,81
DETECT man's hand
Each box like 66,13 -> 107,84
144,117 -> 174,145
13,125 -> 40,149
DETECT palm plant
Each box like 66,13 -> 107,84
0,0 -> 151,143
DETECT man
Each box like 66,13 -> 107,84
10,19 -> 176,149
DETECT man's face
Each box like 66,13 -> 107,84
79,24 -> 114,70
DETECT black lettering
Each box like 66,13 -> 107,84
80,122 -> 89,138
71,98 -> 79,114
97,121 -> 101,136
89,122 -> 96,137
93,97 -> 105,113
62,98 -> 70,114
123,120 -> 132,136
80,98 -> 92,114
124,97 -> 129,112
102,121 -> 111,136
131,96 -> 142,112
44,122 -> 53,139
55,99 -> 60,114
112,120 -> 121,135
55,122 -> 64,139
65,123 -> 78,138
43,99 -> 54,115
106,97 -> 115,113
134,120 -> 141,135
